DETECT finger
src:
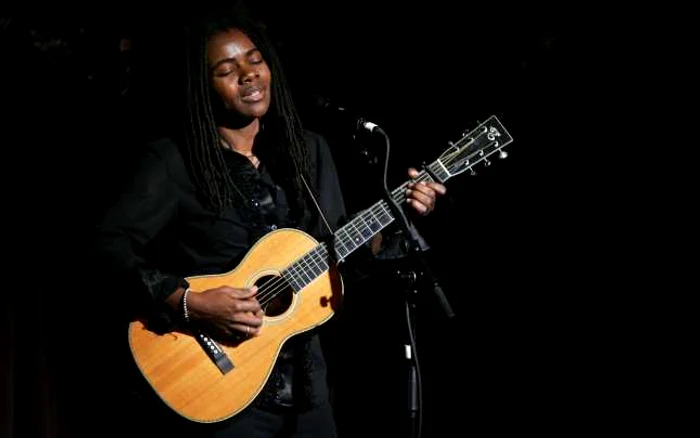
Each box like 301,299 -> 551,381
232,323 -> 261,337
419,181 -> 446,197
226,285 -> 258,298
243,312 -> 264,332
235,312 -> 264,327
248,326 -> 261,336
428,182 -> 447,195
232,300 -> 262,314
406,188 -> 434,210
407,167 -> 420,179
409,181 -> 436,199
407,199 -> 429,215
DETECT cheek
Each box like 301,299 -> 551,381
212,80 -> 238,107
260,66 -> 272,87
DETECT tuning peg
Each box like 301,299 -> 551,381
470,168 -> 476,176
484,159 -> 491,167
499,149 -> 508,159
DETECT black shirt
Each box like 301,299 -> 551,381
91,129 -> 348,412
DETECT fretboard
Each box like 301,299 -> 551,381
281,159 -> 449,292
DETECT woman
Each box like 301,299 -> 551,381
92,5 -> 446,437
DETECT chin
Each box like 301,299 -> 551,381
247,102 -> 271,119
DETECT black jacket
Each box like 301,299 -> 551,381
91,129 -> 349,415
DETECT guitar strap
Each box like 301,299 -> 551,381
300,174 -> 335,237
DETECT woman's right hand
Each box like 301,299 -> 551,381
186,285 -> 264,339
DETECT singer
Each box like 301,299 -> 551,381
89,2 -> 446,438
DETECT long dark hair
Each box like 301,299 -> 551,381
177,4 -> 311,216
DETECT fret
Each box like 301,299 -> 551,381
350,216 -> 373,241
391,183 -> 408,205
375,202 -> 393,225
345,221 -> 365,248
285,261 -> 312,291
358,210 -> 382,235
333,230 -> 352,260
295,260 -> 313,286
283,164 -> 436,292
305,250 -> 324,277
296,253 -> 316,279
282,267 -> 302,292
336,232 -> 357,258
311,247 -> 329,271
334,231 -> 352,259
316,246 -> 330,264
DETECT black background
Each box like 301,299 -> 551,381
2,3 -> 637,437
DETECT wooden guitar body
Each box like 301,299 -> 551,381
128,228 -> 343,423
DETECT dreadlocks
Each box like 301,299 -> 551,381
178,5 -> 311,217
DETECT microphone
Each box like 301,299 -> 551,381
311,94 -> 381,133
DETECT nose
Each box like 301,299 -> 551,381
239,63 -> 259,83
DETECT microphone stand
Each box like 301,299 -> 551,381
368,125 -> 455,438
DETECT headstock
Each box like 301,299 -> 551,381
432,115 -> 514,181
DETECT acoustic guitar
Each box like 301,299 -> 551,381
128,115 -> 514,423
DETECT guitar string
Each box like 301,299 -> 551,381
252,169 -> 439,307
252,156 -> 467,307
253,200 -> 396,306
255,126 -> 500,302
254,170 -> 435,305
254,168 -> 442,306
252,137 -> 500,306
253,132 -> 502,305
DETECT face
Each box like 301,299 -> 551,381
207,28 -> 272,123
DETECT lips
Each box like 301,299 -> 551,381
240,85 -> 265,103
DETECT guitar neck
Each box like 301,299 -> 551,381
280,160 -> 448,292
330,159 -> 449,261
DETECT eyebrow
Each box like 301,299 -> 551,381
211,48 -> 261,70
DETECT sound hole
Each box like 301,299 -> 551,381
256,275 -> 293,317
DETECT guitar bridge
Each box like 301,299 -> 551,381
194,331 -> 234,374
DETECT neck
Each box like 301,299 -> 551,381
217,118 -> 260,156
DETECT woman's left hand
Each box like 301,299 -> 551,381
405,168 -> 447,216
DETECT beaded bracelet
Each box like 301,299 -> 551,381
182,288 -> 191,323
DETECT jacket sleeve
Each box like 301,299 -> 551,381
90,141 -> 187,332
